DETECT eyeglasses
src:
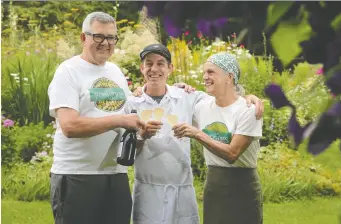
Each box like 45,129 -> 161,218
84,32 -> 119,45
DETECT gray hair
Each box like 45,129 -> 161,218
82,12 -> 116,33
236,84 -> 245,97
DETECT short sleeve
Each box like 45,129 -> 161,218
235,105 -> 262,138
125,96 -> 137,115
192,91 -> 208,108
48,64 -> 79,118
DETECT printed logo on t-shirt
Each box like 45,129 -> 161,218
89,77 -> 126,112
202,122 -> 232,144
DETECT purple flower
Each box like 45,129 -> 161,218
3,119 -> 14,128
307,101 -> 341,155
264,84 -> 292,109
196,17 -> 229,37
40,151 -> 48,156
163,16 -> 182,37
196,19 -> 211,36
325,70 -> 341,96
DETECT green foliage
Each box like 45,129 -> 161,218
1,154 -> 52,201
238,55 -> 273,98
259,143 -> 341,203
1,51 -> 60,126
190,140 -> 206,181
1,122 -> 54,166
1,1 -> 139,38
270,20 -> 312,67
266,2 -> 294,29
1,126 -> 18,166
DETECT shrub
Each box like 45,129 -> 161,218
1,51 -> 60,126
1,122 -> 55,166
1,152 -> 52,201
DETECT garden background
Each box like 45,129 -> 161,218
1,1 -> 341,224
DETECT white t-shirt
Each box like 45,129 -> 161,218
48,55 -> 131,174
194,96 -> 262,168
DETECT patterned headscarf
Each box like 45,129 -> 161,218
207,52 -> 240,85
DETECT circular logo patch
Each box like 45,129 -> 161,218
91,77 -> 126,112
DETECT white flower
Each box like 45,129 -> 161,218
23,78 -> 28,81
46,134 -> 51,138
10,73 -> 19,77
227,47 -> 232,50
232,43 -> 237,48
236,49 -> 243,55
246,53 -> 252,59
189,70 -> 196,75
191,74 -> 198,79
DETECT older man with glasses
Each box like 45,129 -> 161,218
48,12 -> 145,224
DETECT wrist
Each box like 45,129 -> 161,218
194,131 -> 202,140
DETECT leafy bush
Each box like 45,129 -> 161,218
1,122 -> 55,166
1,51 -> 60,126
1,125 -> 18,166
1,152 -> 52,201
259,143 -> 341,202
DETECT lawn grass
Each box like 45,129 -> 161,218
2,197 -> 341,224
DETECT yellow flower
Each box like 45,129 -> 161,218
119,27 -> 127,32
128,21 -> 135,25
71,8 -> 79,12
332,183 -> 341,193
133,24 -> 143,29
63,21 -> 73,26
117,19 -> 128,24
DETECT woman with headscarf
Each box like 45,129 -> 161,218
173,52 -> 263,224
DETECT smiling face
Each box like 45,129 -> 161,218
81,20 -> 117,65
140,53 -> 173,88
203,62 -> 234,96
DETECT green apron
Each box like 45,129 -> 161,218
204,166 -> 263,224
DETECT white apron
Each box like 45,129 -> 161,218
132,135 -> 199,224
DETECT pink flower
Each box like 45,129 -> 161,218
3,119 -> 14,128
316,67 -> 324,75
128,81 -> 133,86
184,31 -> 189,36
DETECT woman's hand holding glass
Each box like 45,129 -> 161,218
172,123 -> 200,139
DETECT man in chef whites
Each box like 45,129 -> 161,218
125,43 -> 264,224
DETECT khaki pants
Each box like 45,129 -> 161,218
50,173 -> 132,224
